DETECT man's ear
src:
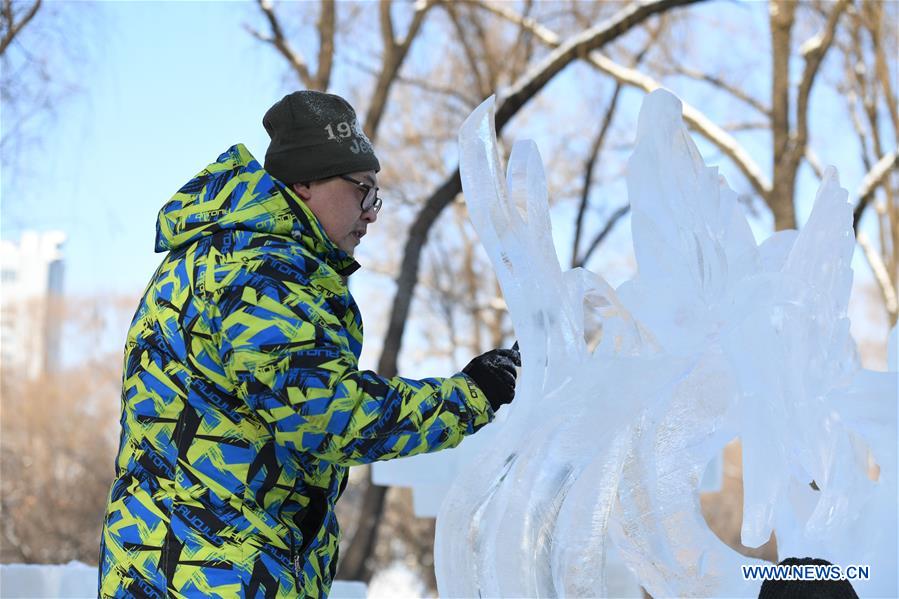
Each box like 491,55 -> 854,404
291,182 -> 312,201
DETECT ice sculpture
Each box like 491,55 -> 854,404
434,90 -> 897,598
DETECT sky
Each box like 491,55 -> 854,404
3,2 -> 283,295
1,0 -> 893,370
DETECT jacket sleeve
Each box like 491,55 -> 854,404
214,267 -> 495,467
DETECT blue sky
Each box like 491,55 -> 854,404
3,2 -> 282,294
1,1 -> 892,368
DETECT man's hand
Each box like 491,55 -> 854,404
462,346 -> 521,412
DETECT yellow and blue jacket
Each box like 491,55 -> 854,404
98,144 -> 494,598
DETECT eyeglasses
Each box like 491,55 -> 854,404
339,175 -> 382,214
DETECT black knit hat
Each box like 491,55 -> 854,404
757,558 -> 859,599
263,91 -> 380,185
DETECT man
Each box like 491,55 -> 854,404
98,91 -> 520,598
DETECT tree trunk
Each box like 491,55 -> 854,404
769,0 -> 797,231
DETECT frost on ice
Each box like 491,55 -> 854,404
434,90 -> 898,598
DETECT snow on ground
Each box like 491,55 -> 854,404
0,562 -> 367,598
367,561 -> 433,599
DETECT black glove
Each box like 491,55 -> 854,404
462,346 -> 521,412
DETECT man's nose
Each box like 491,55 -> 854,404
361,208 -> 378,223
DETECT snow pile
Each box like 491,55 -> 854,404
1,561 -> 98,598
434,90 -> 897,598
0,562 -> 368,598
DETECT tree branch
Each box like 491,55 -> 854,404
864,0 -> 899,139
575,204 -> 631,268
379,0 -> 394,56
478,0 -> 770,199
857,230 -> 898,323
570,20 -> 660,268
394,72 -> 480,107
252,0 -> 314,88
670,64 -> 770,116
719,120 -> 771,132
365,0 -> 434,141
508,0 -> 536,83
494,0 -> 703,129
397,0 -> 431,58
846,87 -> 874,172
804,146 -> 826,181
0,0 -> 41,56
443,2 -> 490,100
466,3 -> 500,91
1,0 -> 11,36
572,83 -> 622,269
342,53 -> 478,108
315,0 -> 335,91
853,148 -> 899,230
792,0 -> 848,168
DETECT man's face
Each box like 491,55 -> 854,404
292,170 -> 379,255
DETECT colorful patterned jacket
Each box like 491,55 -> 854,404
99,144 -> 494,598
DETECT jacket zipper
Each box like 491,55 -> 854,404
291,534 -> 301,581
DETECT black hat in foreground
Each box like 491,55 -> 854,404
757,557 -> 859,599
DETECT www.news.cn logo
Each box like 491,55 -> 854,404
742,563 -> 870,581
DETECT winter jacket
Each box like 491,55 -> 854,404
98,144 -> 494,598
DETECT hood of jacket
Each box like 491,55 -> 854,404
155,143 -> 360,276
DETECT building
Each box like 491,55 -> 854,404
0,230 -> 66,379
